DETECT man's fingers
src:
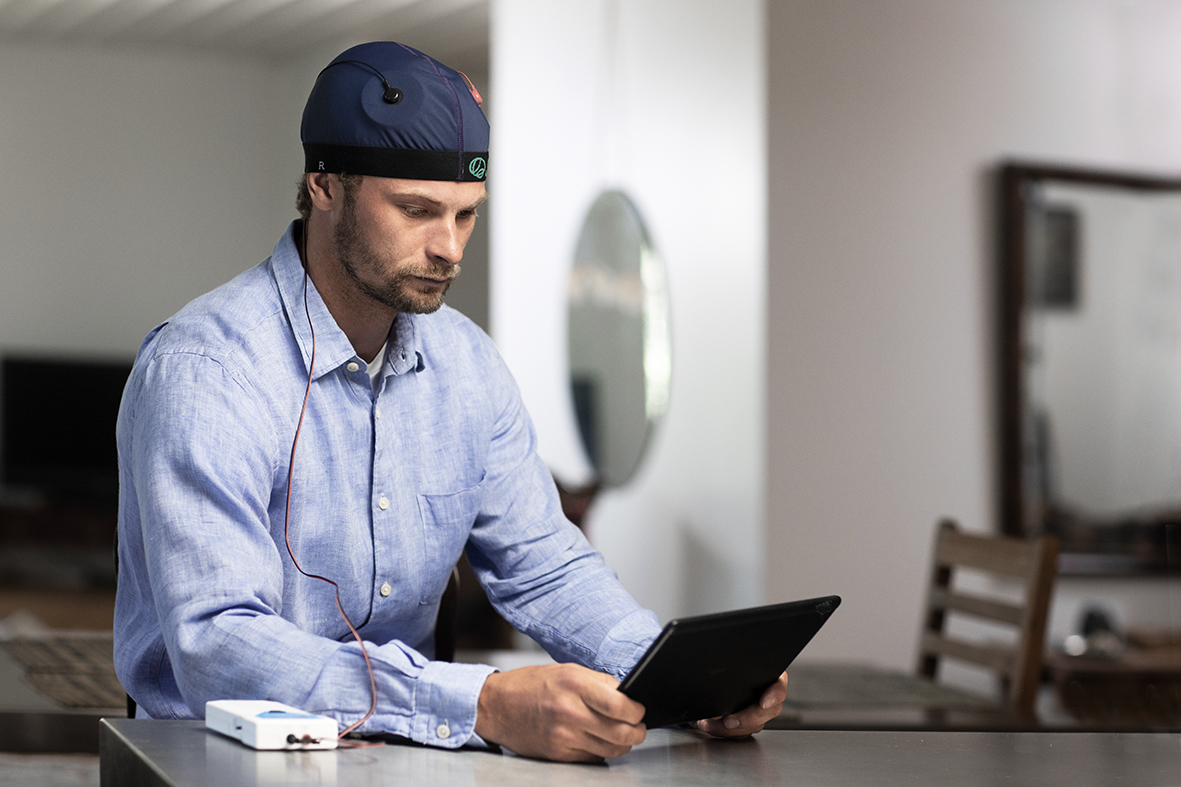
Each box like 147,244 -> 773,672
760,671 -> 789,709
695,711 -> 768,737
542,708 -> 642,761
582,726 -> 645,760
580,673 -> 647,726
696,671 -> 789,738
559,673 -> 647,758
582,693 -> 647,753
588,711 -> 647,747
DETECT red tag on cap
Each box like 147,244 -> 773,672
457,71 -> 483,106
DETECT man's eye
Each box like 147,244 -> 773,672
402,206 -> 427,217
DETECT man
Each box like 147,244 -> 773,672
114,41 -> 785,762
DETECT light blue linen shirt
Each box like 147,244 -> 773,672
113,222 -> 661,747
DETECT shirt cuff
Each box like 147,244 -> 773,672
464,731 -> 496,750
410,660 -> 498,749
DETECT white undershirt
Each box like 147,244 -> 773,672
367,341 -> 387,390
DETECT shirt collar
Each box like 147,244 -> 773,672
272,221 -> 361,382
272,221 -> 425,381
389,312 -> 425,376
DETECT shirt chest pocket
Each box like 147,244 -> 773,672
415,479 -> 484,604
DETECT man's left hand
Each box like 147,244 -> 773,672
694,671 -> 788,738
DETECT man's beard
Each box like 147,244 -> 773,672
332,193 -> 456,315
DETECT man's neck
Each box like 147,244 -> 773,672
298,219 -> 395,364
343,316 -> 396,365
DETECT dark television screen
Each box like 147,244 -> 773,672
1,356 -> 133,504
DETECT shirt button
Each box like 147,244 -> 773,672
346,362 -> 360,372
436,723 -> 451,740
380,583 -> 392,597
378,495 -> 389,510
375,405 -> 382,419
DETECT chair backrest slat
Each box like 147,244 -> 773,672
936,528 -> 1037,577
920,631 -> 1015,675
927,586 -> 1025,626
915,518 -> 1059,718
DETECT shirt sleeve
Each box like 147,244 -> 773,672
119,350 -> 495,748
461,349 -> 662,679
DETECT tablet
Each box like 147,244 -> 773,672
618,595 -> 840,728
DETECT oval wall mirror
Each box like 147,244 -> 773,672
567,190 -> 671,488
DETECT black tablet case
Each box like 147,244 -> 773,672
619,595 -> 841,728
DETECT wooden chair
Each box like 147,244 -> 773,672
914,518 -> 1060,718
777,518 -> 1060,728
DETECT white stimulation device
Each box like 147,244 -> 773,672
205,700 -> 339,750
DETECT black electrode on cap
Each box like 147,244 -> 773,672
383,85 -> 403,104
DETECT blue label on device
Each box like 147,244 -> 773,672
257,710 -> 320,719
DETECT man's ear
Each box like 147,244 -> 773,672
306,172 -> 343,212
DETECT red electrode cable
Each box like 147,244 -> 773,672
283,226 -> 379,740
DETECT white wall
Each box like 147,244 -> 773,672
767,0 -> 1181,670
0,43 -> 288,360
490,0 -> 766,620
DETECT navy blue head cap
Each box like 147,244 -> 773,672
301,41 -> 488,182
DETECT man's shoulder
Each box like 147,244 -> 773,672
139,260 -> 285,369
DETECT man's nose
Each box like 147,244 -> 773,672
427,219 -> 465,265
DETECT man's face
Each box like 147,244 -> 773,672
331,176 -> 486,314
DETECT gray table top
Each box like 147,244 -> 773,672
100,718 -> 1181,787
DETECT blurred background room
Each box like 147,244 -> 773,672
1,0 -> 1180,781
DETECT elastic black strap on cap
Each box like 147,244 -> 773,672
304,143 -> 488,182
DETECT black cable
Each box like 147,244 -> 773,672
319,59 -> 403,104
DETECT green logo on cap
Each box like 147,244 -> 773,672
469,157 -> 487,179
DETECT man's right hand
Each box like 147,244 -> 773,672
474,663 -> 647,762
